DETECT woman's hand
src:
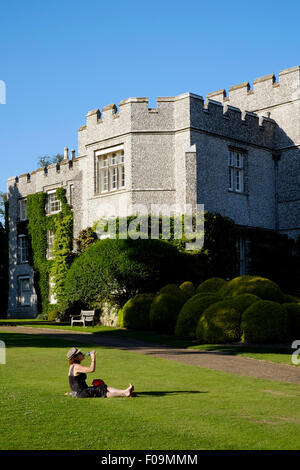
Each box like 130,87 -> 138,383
90,350 -> 96,360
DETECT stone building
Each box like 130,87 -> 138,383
6,66 -> 300,317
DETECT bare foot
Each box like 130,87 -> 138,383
129,384 -> 134,397
64,392 -> 72,396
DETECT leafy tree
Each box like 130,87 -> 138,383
37,154 -> 64,168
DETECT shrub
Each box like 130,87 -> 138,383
196,298 -> 246,343
121,293 -> 155,330
64,238 -> 186,309
219,275 -> 285,303
179,281 -> 195,298
158,284 -> 187,299
230,293 -> 261,312
196,277 -> 227,294
283,303 -> 300,340
241,300 -> 289,343
282,294 -> 299,303
175,293 -> 222,338
48,310 -> 59,321
149,288 -> 187,334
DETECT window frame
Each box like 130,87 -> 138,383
46,229 -> 55,260
96,149 -> 125,194
228,149 -> 245,193
46,190 -> 61,215
18,276 -> 31,306
17,234 -> 29,264
18,198 -> 28,221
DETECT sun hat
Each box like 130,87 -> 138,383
66,347 -> 82,360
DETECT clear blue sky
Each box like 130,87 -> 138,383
1,0 -> 300,193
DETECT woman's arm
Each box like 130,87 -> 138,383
74,351 -> 96,375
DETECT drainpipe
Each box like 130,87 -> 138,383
272,153 -> 281,232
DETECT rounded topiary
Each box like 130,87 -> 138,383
175,293 -> 222,338
283,303 -> 300,340
230,293 -> 261,312
219,275 -> 285,303
282,294 -> 299,303
149,289 -> 187,334
241,300 -> 289,343
196,298 -> 245,343
196,277 -> 227,294
179,281 -> 195,298
158,284 -> 187,299
121,293 -> 155,330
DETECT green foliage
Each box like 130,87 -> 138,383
179,281 -> 195,298
218,275 -> 285,303
241,300 -> 289,343
48,310 -> 59,321
196,298 -> 246,344
175,293 -> 222,338
75,227 -> 98,254
149,289 -> 187,334
64,238 -> 186,308
121,293 -> 155,330
27,189 -> 73,316
283,303 -> 300,340
196,277 -> 227,294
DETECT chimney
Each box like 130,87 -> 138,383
64,147 -> 69,160
71,149 -> 76,160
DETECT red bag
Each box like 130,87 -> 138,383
92,379 -> 105,387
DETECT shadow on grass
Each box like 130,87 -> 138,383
134,391 -> 207,397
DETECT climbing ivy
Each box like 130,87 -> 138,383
26,188 -> 73,316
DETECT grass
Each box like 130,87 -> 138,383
1,330 -> 300,450
0,319 -> 297,366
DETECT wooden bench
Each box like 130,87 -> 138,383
71,310 -> 95,328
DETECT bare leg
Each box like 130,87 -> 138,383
106,384 -> 134,398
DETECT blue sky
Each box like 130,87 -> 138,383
1,0 -> 300,193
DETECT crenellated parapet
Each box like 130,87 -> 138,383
78,91 -> 276,152
205,66 -> 300,113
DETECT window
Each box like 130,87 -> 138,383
46,230 -> 55,259
18,235 -> 29,264
97,151 -> 125,193
228,150 -> 245,193
46,191 -> 61,214
18,199 -> 27,221
18,277 -> 31,306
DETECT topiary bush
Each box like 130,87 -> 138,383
121,293 -> 156,330
219,275 -> 285,303
196,297 -> 246,344
158,284 -> 188,300
149,288 -> 187,334
175,293 -> 222,338
64,238 -> 186,309
283,303 -> 300,340
241,300 -> 289,343
196,277 -> 227,294
179,281 -> 195,298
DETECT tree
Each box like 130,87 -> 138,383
37,154 -> 64,168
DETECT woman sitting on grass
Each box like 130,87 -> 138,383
66,347 -> 134,398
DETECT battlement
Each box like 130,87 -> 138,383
78,91 -> 276,151
205,66 -> 300,112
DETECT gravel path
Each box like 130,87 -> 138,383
1,326 -> 300,385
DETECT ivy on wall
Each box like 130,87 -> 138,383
26,188 -> 73,315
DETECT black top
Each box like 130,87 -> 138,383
69,365 -> 88,393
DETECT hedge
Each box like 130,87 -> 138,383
175,293 -> 222,338
120,293 -> 156,330
64,238 -> 186,308
241,300 -> 289,343
179,281 -> 195,298
219,275 -> 285,303
283,302 -> 300,340
149,286 -> 187,334
196,277 -> 227,294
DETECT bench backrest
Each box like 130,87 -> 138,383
81,310 -> 95,320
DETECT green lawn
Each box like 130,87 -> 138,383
1,330 -> 300,450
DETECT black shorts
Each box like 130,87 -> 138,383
76,384 -> 108,398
